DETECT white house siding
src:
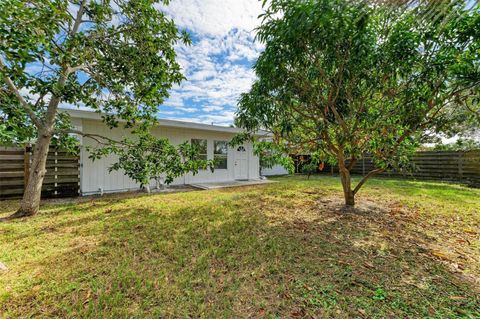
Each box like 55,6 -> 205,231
74,117 -> 260,195
261,164 -> 289,176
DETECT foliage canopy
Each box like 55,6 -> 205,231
237,0 -> 480,205
89,130 -> 214,192
0,0 -> 198,216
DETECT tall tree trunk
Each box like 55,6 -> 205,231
9,131 -> 53,218
337,152 -> 355,207
339,167 -> 355,206
0,1 -> 84,221
8,96 -> 61,219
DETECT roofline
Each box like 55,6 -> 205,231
63,108 -> 264,135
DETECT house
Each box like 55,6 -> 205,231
67,109 -> 262,195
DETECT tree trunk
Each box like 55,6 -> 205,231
9,131 -> 52,218
1,6 -> 76,220
339,169 -> 355,206
155,178 -> 164,190
338,156 -> 355,207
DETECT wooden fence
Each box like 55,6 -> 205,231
295,150 -> 480,186
0,146 -> 80,199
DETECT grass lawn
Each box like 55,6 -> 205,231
0,175 -> 479,318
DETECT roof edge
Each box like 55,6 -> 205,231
63,108 -> 264,135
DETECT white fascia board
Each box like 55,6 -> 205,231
63,108 -> 265,136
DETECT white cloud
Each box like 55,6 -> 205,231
164,110 -> 236,127
162,94 -> 184,108
159,0 -> 264,37
158,0 -> 266,125
203,105 -> 224,112
201,111 -> 237,125
178,107 -> 197,113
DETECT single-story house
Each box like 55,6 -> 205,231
67,109 -> 262,195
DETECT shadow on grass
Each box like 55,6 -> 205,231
289,174 -> 480,204
1,185 -> 479,318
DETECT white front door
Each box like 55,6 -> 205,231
234,145 -> 248,180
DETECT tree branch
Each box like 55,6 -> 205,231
0,58 -> 43,128
44,0 -> 88,128
353,168 -> 384,195
71,0 -> 87,36
347,157 -> 356,171
67,63 -> 95,75
56,128 -> 128,146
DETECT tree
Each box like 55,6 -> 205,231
237,0 -> 480,206
0,0 -> 189,217
299,153 -> 322,179
301,162 -> 317,179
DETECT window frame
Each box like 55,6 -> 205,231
191,138 -> 208,161
214,140 -> 228,169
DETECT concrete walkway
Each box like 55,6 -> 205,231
190,179 -> 275,190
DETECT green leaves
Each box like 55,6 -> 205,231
89,129 -> 214,189
1,0 -> 188,145
0,0 -> 198,190
0,0 -> 67,70
237,0 -> 479,195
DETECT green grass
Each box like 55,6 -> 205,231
0,175 -> 479,318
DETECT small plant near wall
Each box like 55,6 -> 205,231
88,130 -> 214,193
301,162 -> 318,179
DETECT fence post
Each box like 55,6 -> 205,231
362,156 -> 365,176
54,149 -> 58,197
458,152 -> 464,179
23,145 -> 31,190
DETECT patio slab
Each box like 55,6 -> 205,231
190,179 -> 275,190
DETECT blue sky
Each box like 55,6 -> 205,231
156,0 -> 265,126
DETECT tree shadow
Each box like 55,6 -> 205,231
1,187 -> 479,318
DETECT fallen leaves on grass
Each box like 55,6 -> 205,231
1,176 -> 479,318
431,250 -> 455,262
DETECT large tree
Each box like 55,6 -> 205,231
237,0 -> 479,206
0,0 -> 189,217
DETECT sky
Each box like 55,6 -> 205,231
158,0 -> 480,129
30,0 -> 477,129
156,0 -> 266,126
19,0 -> 264,127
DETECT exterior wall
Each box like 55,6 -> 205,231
261,164 -> 289,176
77,119 -> 260,195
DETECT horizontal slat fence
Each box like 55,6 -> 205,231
0,146 -> 80,199
300,150 -> 480,186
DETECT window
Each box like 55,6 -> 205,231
214,141 -> 228,169
237,146 -> 246,152
191,139 -> 207,160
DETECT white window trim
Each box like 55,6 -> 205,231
214,140 -> 228,170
